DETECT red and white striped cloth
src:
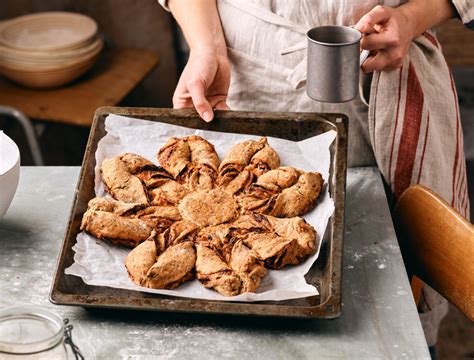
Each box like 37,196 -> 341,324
369,30 -> 470,345
369,31 -> 469,220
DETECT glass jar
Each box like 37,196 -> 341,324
0,305 -> 67,359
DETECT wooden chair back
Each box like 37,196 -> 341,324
395,185 -> 474,321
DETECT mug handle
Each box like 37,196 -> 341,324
359,50 -> 371,106
349,25 -> 370,67
360,49 -> 370,67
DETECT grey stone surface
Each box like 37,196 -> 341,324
0,167 -> 430,359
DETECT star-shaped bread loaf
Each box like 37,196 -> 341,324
80,136 -> 323,296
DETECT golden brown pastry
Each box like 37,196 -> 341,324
224,169 -> 253,195
142,241 -> 196,289
142,173 -> 174,189
100,157 -> 148,205
80,209 -> 153,247
236,167 -> 299,210
149,181 -> 189,206
198,213 -> 274,260
156,220 -> 198,253
268,172 -> 324,217
185,165 -> 217,191
187,135 -> 219,171
218,137 -> 280,194
119,153 -> 157,173
86,197 -> 144,216
135,206 -> 182,233
235,196 -> 270,214
157,135 -> 219,190
229,241 -> 267,293
254,166 -> 299,191
242,233 -> 300,269
115,153 -> 173,189
178,188 -> 238,227
238,168 -> 324,217
186,136 -> 219,190
83,135 -> 325,296
227,213 -> 273,235
135,206 -> 181,221
202,213 -> 311,270
157,137 -> 191,178
218,138 -> 266,186
125,234 -> 158,285
250,140 -> 280,176
198,223 -> 234,259
219,138 -> 266,172
195,243 -> 242,296
267,216 -> 318,259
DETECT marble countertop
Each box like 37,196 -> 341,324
0,166 -> 430,359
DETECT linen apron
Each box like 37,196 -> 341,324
215,0 -> 471,346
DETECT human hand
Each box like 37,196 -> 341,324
354,5 -> 416,73
173,50 -> 231,122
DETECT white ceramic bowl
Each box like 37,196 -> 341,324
0,132 -> 20,218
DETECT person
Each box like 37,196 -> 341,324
159,0 -> 472,353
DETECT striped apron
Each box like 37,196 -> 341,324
217,0 -> 470,346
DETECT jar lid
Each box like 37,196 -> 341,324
0,305 -> 64,355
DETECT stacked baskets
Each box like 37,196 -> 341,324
0,12 -> 103,88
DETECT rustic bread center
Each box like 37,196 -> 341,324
177,188 -> 239,227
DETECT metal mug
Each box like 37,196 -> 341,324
306,25 -> 369,103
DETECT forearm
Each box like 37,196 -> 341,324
168,0 -> 227,56
398,0 -> 457,37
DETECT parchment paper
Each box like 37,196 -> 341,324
65,114 -> 336,302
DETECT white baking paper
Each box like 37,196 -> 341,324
65,114 -> 336,302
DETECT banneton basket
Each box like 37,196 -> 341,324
50,107 -> 348,319
0,42 -> 102,89
0,12 -> 101,88
0,12 -> 97,51
1,37 -> 103,65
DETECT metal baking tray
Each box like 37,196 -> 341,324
50,106 -> 347,318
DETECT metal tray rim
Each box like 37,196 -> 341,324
50,106 -> 348,319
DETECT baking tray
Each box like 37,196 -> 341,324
50,106 -> 348,318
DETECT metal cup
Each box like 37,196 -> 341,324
306,25 -> 369,103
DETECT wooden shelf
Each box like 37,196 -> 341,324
0,47 -> 159,127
